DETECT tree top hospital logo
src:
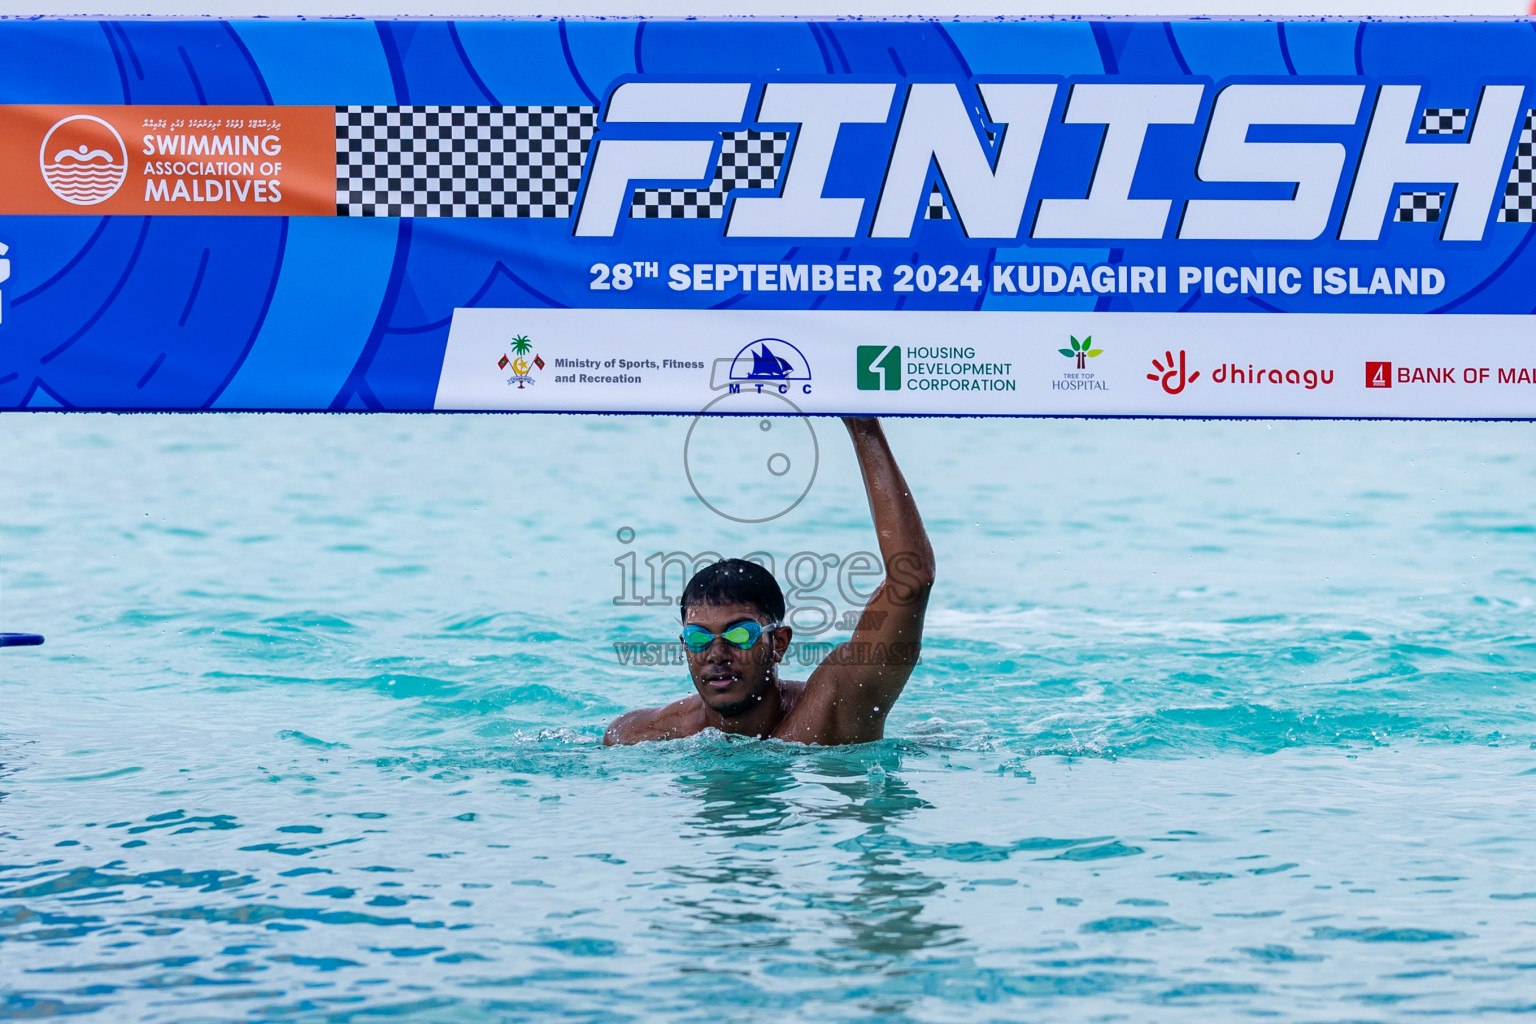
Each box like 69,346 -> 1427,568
40,115 -> 128,206
1059,335 -> 1102,370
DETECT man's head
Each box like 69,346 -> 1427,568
679,559 -> 791,719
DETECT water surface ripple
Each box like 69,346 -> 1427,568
2,415 -> 1534,1022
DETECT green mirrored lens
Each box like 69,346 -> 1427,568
721,625 -> 755,647
681,626 -> 714,651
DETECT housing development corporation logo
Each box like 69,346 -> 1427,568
858,344 -> 1016,393
857,345 -> 901,390
40,115 -> 128,206
497,333 -> 544,388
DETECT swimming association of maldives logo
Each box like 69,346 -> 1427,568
40,115 -> 128,206
497,333 -> 544,388
724,337 -> 812,395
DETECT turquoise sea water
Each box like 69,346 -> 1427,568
2,413 -> 1535,1022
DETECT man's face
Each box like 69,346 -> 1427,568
681,601 -> 785,718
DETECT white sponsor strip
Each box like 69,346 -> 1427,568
436,308 -> 1536,418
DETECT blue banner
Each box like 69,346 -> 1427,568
1,19 -> 1534,416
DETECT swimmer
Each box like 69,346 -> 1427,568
604,416 -> 934,746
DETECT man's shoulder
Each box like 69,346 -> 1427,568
603,696 -> 704,746
774,677 -> 810,714
772,665 -> 888,745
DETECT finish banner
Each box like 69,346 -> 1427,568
1,19 -> 1534,417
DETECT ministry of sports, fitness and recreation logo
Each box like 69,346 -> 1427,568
856,345 -> 900,390
40,115 -> 128,206
721,337 -> 812,395
497,333 -> 544,388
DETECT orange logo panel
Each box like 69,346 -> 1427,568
0,105 -> 335,216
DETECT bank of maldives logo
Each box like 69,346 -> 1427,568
40,115 -> 128,206
1366,361 -> 1392,388
856,345 -> 900,390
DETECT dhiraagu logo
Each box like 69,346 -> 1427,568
857,345 -> 901,390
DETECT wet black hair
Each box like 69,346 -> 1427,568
680,558 -> 786,623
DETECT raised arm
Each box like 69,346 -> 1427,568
796,417 -> 935,741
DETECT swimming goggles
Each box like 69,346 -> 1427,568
680,619 -> 779,653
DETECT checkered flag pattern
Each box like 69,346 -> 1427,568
925,184 -> 951,220
628,187 -> 719,220
1395,191 -> 1444,222
336,106 -> 597,218
630,130 -> 787,219
1498,109 -> 1536,223
1419,108 -> 1467,135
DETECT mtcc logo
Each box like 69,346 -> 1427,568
723,338 -> 812,395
